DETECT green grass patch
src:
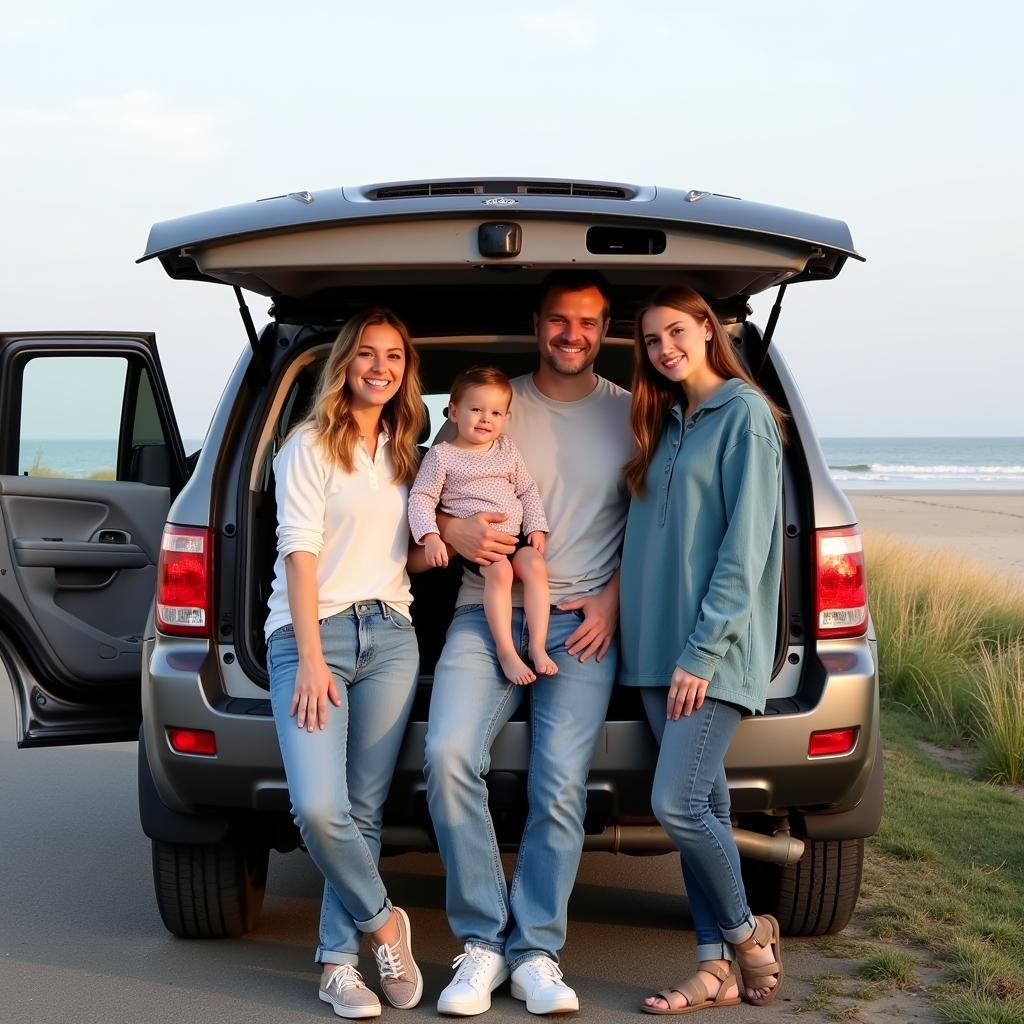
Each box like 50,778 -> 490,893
808,972 -> 846,996
816,935 -> 872,960
865,708 -> 1024,1021
847,983 -> 880,1002
947,938 -> 1024,1001
938,993 -> 1024,1024
796,991 -> 837,1014
859,949 -> 917,986
827,1008 -> 863,1022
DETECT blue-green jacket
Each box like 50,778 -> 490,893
618,378 -> 783,714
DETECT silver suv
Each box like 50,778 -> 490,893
1,178 -> 880,941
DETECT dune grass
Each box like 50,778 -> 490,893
864,534 -> 1024,782
974,643 -> 1024,785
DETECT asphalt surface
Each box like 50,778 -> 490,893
0,678 -> 825,1024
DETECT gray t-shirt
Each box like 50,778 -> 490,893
456,372 -> 633,607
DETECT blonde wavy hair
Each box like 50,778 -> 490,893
625,287 -> 786,497
306,308 -> 424,485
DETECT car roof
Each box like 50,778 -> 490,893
139,178 -> 863,306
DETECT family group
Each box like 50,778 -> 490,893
263,271 -> 786,1018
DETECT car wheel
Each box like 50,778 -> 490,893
151,833 -> 269,938
742,837 -> 864,936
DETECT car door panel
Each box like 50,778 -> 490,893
0,477 -> 170,685
0,332 -> 185,746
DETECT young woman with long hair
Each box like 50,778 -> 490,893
619,287 -> 787,1014
264,307 -> 428,1019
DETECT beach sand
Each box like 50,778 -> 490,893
848,490 -> 1024,579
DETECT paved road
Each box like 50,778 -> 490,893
1,679 -> 826,1024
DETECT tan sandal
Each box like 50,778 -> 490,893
734,914 -> 783,1006
640,961 -> 741,1015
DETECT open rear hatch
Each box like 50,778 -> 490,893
139,178 -> 863,323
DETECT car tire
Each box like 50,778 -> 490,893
742,837 -> 864,936
151,833 -> 269,938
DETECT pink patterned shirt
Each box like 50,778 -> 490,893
408,434 -> 549,543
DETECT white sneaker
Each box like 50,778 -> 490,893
437,943 -> 510,1016
510,957 -> 579,1015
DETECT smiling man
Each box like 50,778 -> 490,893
424,271 -> 634,1016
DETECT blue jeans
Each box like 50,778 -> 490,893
267,602 -> 419,965
425,605 -> 617,969
641,689 -> 756,962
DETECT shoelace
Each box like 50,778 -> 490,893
325,964 -> 367,993
450,948 -> 494,987
375,940 -> 406,981
523,958 -> 565,987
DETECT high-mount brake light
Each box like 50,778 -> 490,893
808,727 -> 859,757
815,527 -> 868,639
156,525 -> 212,637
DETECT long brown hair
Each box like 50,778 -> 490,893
624,287 -> 786,496
306,308 -> 424,485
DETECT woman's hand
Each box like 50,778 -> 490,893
527,531 -> 546,556
290,655 -> 341,731
667,666 -> 709,720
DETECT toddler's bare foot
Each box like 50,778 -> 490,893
499,650 -> 536,686
530,647 -> 558,676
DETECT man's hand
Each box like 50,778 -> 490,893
289,655 -> 341,731
667,666 -> 709,720
439,512 -> 517,566
527,531 -> 546,556
557,576 -> 619,663
422,533 -> 450,568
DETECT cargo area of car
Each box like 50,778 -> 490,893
234,310 -> 806,720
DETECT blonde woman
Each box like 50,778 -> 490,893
264,308 -> 429,1019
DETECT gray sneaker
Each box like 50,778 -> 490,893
319,964 -> 381,1019
371,906 -> 423,1009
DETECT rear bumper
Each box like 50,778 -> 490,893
141,635 -> 879,840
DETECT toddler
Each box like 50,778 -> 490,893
408,367 -> 556,685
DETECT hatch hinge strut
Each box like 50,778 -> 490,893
758,283 -> 787,372
233,286 -> 270,381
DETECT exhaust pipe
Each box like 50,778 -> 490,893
583,824 -> 805,866
383,824 -> 806,866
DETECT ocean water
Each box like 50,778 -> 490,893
15,437 -> 1024,491
17,439 -> 204,480
821,437 -> 1024,490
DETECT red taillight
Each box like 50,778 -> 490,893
156,525 -> 212,637
167,727 -> 217,756
815,527 -> 868,638
808,727 -> 858,757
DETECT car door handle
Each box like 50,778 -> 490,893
13,538 -> 149,570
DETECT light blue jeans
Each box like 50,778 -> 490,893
425,605 -> 617,969
267,602 -> 419,965
641,689 -> 756,963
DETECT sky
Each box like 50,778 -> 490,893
1,1 -> 1022,439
